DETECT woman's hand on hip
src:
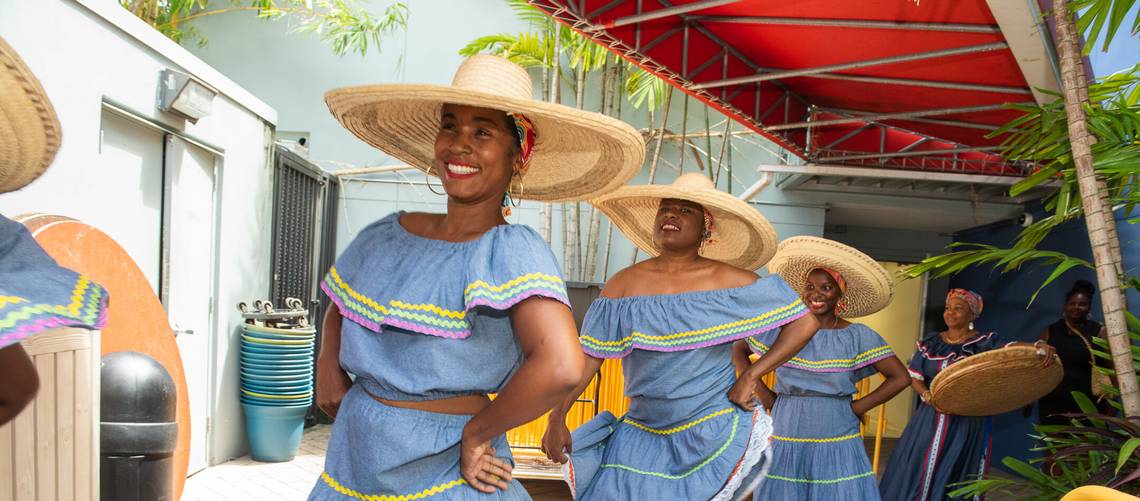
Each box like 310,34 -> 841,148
460,434 -> 512,493
728,375 -> 760,411
541,419 -> 573,464
315,357 -> 351,418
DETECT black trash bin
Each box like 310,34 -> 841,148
100,351 -> 177,501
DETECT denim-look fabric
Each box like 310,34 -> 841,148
566,277 -> 807,501
310,212 -> 569,500
747,324 -> 894,500
0,215 -> 108,348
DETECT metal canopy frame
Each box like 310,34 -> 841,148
528,0 -> 1046,177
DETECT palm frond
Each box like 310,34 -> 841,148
1070,0 -> 1139,54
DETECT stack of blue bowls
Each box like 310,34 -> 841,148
240,322 -> 316,462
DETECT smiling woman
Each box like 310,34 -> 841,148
308,55 -> 644,501
541,173 -> 821,501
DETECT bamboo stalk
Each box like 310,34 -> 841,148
704,106 -> 713,180
679,94 -> 689,173
646,89 -> 673,184
631,88 -> 674,267
714,119 -> 731,186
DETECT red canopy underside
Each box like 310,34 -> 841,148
531,0 -> 1039,175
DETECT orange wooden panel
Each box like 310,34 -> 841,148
16,214 -> 191,499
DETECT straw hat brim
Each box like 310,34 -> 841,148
325,84 -> 645,202
767,236 -> 893,318
591,184 -> 777,270
0,36 -> 61,194
930,345 -> 1063,416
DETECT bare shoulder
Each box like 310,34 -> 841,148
711,260 -> 760,288
599,267 -> 636,299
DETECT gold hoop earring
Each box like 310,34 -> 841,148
425,167 -> 445,196
510,172 -> 523,208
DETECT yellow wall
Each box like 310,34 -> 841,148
848,261 -> 926,438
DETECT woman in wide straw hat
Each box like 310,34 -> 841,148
0,35 -> 109,425
878,289 -> 1055,501
541,173 -> 820,500
734,236 -> 909,500
310,54 -> 644,500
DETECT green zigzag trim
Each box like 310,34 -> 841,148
465,280 -> 566,301
767,471 -> 875,485
598,413 -> 739,479
748,339 -> 893,369
582,307 -> 803,353
0,283 -> 105,330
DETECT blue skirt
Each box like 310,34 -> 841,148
565,406 -> 771,501
309,385 -> 531,500
878,400 -> 993,501
756,395 -> 878,500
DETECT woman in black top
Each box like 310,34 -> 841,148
1037,280 -> 1107,426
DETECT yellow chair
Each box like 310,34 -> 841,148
1061,486 -> 1140,501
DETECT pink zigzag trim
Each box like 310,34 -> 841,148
581,308 -> 809,359
321,281 -> 569,340
782,352 -> 896,373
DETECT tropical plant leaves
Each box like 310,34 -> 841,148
120,0 -> 408,56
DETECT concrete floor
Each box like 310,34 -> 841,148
183,427 -> 1031,501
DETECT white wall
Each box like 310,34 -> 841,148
183,7 -> 827,281
0,0 -> 276,464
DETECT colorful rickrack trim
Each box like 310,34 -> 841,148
907,367 -> 924,380
772,432 -> 862,443
767,471 -> 875,485
599,413 -> 740,480
0,275 -> 109,348
746,337 -> 894,373
622,408 -> 734,436
319,471 -> 466,500
322,266 -> 568,338
915,332 -> 994,362
580,299 -> 807,358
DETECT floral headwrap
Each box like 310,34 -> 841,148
809,268 -> 847,295
507,112 -> 536,173
947,288 -> 984,317
702,209 -> 717,244
807,267 -> 847,314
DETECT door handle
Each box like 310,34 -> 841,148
173,324 -> 195,336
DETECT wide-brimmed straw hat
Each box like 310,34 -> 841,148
767,236 -> 893,318
930,345 -> 1063,416
325,55 -> 645,202
0,36 -> 61,194
592,173 -> 777,270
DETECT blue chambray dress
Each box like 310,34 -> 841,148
565,277 -> 808,501
308,212 -> 570,501
0,215 -> 108,348
878,332 -> 1003,501
747,323 -> 895,500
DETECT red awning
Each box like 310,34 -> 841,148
530,0 -> 1051,176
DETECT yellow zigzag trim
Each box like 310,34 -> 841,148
465,272 -> 564,294
773,432 -> 862,443
320,471 -> 467,500
388,300 -> 465,319
582,301 -> 802,347
330,268 -> 388,315
0,296 -> 28,307
330,268 -> 564,320
749,339 -> 891,366
65,276 -> 91,316
624,407 -> 734,435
